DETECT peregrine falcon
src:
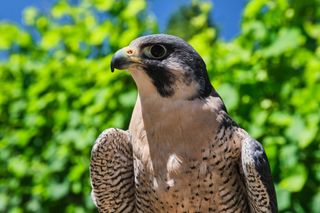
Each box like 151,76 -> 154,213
90,34 -> 277,213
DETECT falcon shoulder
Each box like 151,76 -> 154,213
240,136 -> 278,213
90,128 -> 136,213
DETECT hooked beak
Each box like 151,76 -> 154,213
110,47 -> 139,72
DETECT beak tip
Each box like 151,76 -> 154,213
110,55 -> 116,73
110,48 -> 133,73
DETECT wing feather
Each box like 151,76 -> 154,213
241,137 -> 277,213
90,128 -> 135,213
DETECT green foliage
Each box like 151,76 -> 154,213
0,0 -> 156,212
209,0 -> 320,212
0,0 -> 319,212
166,0 -> 216,41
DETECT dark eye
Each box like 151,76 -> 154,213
144,44 -> 167,59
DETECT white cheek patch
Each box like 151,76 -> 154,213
166,60 -> 184,71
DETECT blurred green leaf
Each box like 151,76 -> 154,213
41,30 -> 61,49
48,181 -> 69,200
279,164 -> 307,192
276,185 -> 291,211
244,0 -> 268,18
217,83 -> 239,111
312,192 -> 320,213
261,28 -> 305,57
92,0 -> 114,11
23,7 -> 38,25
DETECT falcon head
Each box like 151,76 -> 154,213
111,34 -> 213,100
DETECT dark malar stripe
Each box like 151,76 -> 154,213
143,64 -> 176,97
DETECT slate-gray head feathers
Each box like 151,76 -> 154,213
111,34 -> 213,99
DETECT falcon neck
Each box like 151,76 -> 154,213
135,92 -> 223,132
138,94 -> 183,128
128,92 -> 228,176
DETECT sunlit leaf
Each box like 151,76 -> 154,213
23,7 -> 38,25
261,28 -> 305,57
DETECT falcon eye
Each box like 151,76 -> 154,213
144,44 -> 167,59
